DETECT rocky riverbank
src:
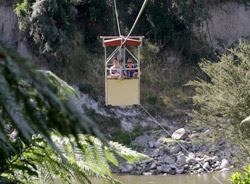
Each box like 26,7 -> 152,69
114,128 -> 233,176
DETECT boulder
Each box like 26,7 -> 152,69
151,149 -> 160,158
165,156 -> 175,164
198,168 -> 204,173
143,172 -> 153,176
155,141 -> 161,148
120,162 -> 134,173
186,157 -> 197,164
220,159 -> 229,169
220,168 -> 230,172
171,128 -> 188,140
176,167 -> 184,174
149,162 -> 156,170
176,154 -> 186,166
211,156 -> 219,163
169,145 -> 181,154
148,141 -> 155,148
203,162 -> 210,170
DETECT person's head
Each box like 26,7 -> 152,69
113,57 -> 118,66
127,58 -> 133,68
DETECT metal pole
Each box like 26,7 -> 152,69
104,46 -> 107,105
138,43 -> 141,105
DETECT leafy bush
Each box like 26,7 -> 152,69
0,42 -> 148,183
78,83 -> 93,94
147,95 -> 158,104
229,165 -> 250,184
187,42 -> 250,164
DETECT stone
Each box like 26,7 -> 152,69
169,145 -> 181,154
186,157 -> 197,164
141,159 -> 152,164
203,162 -> 210,170
211,156 -> 219,163
143,172 -> 152,176
198,168 -> 204,173
176,154 -> 186,166
220,168 -> 230,172
193,164 -> 200,170
171,128 -> 188,140
165,156 -> 175,164
176,167 -> 184,174
220,159 -> 229,169
149,162 -> 156,170
151,149 -> 160,158
120,162 -> 134,173
204,157 -> 212,163
155,141 -> 161,148
148,141 -> 155,148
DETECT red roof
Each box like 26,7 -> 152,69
101,36 -> 143,47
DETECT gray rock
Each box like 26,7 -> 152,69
165,156 -> 175,164
220,168 -> 230,172
149,162 -> 156,170
204,157 -> 212,163
172,128 -> 188,140
176,167 -> 184,174
169,145 -> 181,154
220,159 -> 229,169
186,157 -> 197,164
151,149 -> 160,158
120,162 -> 134,173
141,159 -> 153,165
198,168 -> 204,173
193,164 -> 200,170
176,154 -> 186,166
148,141 -> 155,148
203,162 -> 210,170
155,141 -> 161,148
211,156 -> 219,163
143,172 -> 152,176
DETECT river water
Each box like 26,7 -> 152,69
91,172 -> 232,184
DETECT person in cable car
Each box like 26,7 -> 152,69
110,57 -> 123,78
125,58 -> 141,78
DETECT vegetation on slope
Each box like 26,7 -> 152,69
188,42 -> 250,166
0,42 -> 148,183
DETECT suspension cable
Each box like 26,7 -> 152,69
139,104 -> 224,184
122,80 -> 223,184
113,0 -> 121,36
122,0 -> 148,44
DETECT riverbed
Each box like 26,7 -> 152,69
91,172 -> 231,184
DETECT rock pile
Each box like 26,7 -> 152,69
115,128 -> 232,176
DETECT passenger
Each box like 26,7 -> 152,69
110,57 -> 123,78
125,58 -> 141,78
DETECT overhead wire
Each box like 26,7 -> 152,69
113,0 -> 121,36
122,0 -> 149,44
110,1 -> 224,183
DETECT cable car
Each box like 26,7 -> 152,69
100,36 -> 144,106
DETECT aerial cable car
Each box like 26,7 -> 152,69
100,36 -> 144,106
101,0 -> 148,106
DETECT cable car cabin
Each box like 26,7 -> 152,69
100,36 -> 144,106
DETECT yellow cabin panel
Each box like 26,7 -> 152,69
106,78 -> 139,106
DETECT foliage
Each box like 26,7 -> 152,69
187,42 -> 250,164
14,0 -> 108,55
229,165 -> 250,184
0,42 -> 148,183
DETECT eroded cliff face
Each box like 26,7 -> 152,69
0,0 -> 31,58
197,1 -> 250,50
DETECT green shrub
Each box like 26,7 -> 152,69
78,83 -> 93,94
112,131 -> 136,146
229,165 -> 250,184
187,42 -> 250,163
147,95 -> 158,104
